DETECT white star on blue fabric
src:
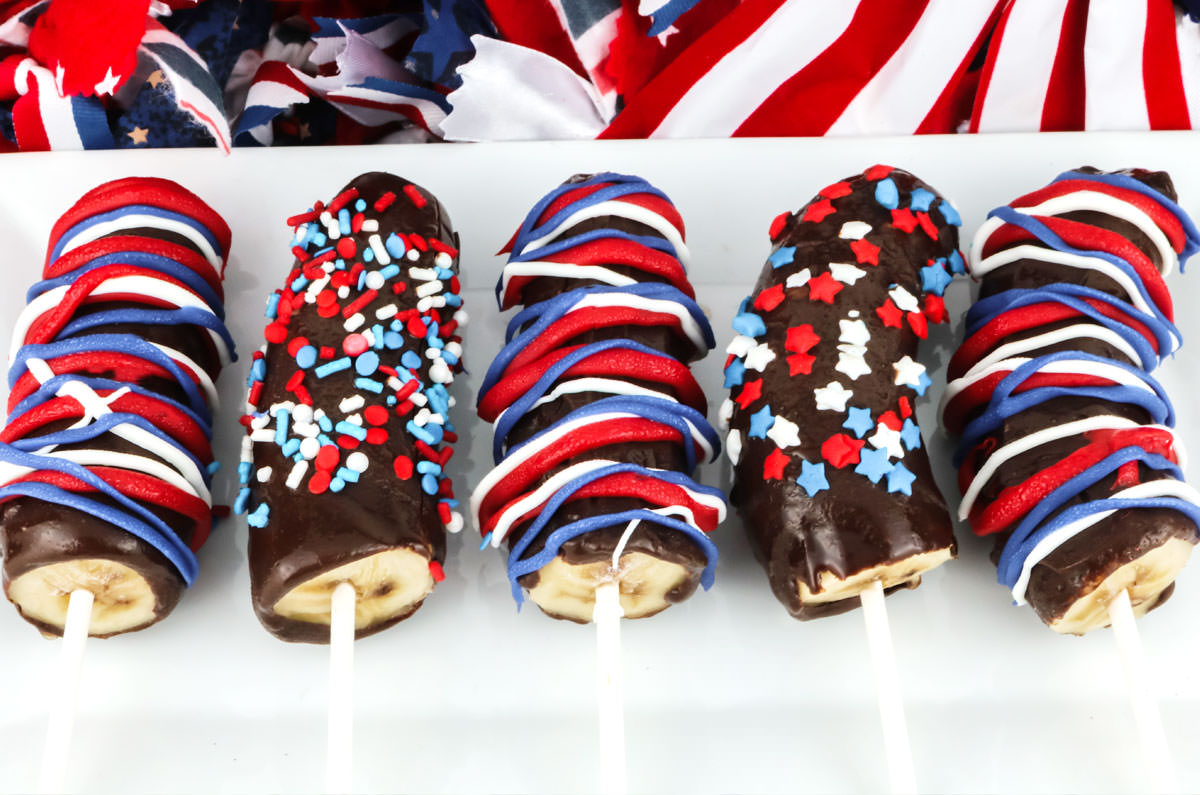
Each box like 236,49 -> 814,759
748,404 -> 775,439
854,446 -> 893,484
769,246 -> 797,269
887,461 -> 917,495
842,406 -> 874,438
796,459 -> 829,497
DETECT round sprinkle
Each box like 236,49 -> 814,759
265,323 -> 288,344
336,237 -> 357,258
308,471 -> 332,494
295,345 -> 317,369
365,428 -> 388,445
355,351 -> 380,376
365,271 -> 385,290
316,290 -> 337,307
292,404 -> 314,424
343,333 -> 369,356
364,405 -> 389,426
299,437 -> 320,459
315,445 -> 340,471
287,336 -> 310,357
393,456 -> 413,479
346,452 -> 369,472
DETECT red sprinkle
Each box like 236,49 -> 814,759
414,439 -> 439,462
392,282 -> 406,295
442,430 -> 459,444
365,428 -> 388,445
898,396 -> 913,418
437,502 -> 451,524
317,303 -> 339,319
248,381 -> 263,408
309,249 -> 337,267
286,210 -> 320,227
315,446 -> 340,471
285,370 -> 304,391
429,239 -> 458,257
342,289 -> 378,319
374,191 -> 396,212
287,337 -> 310,357
428,560 -> 446,582
316,290 -> 336,307
308,471 -> 332,494
395,400 -> 414,416
364,405 -> 389,426
351,213 -> 364,234
294,386 -> 313,405
343,333 -> 370,356
395,380 -> 419,401
768,211 -> 790,241
328,188 -> 359,214
337,435 -> 360,449
336,237 -> 357,259
439,446 -> 454,465
239,414 -> 254,428
291,245 -> 310,262
403,184 -> 427,208
393,455 -> 413,479
408,233 -> 428,252
264,323 -> 288,344
319,346 -> 336,359
407,316 -> 427,337
864,164 -> 894,181
449,275 -> 461,294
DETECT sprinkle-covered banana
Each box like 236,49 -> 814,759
943,167 -> 1200,634
472,173 -> 725,622
238,173 -> 465,643
0,178 -> 234,637
724,166 -> 963,619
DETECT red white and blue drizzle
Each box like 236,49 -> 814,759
722,165 -> 962,506
235,184 -> 466,563
0,178 -> 235,585
471,173 -> 725,604
942,171 -> 1200,604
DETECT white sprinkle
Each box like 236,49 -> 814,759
325,219 -> 341,240
839,221 -> 871,240
406,249 -> 420,261
375,304 -> 398,320
447,396 -> 457,408
889,285 -> 920,313
743,342 -> 776,372
337,286 -> 350,299
368,234 -> 390,265
445,341 -> 463,358
292,404 -> 314,424
766,415 -> 802,449
250,428 -> 275,443
434,252 -> 453,269
387,377 -> 403,391
726,334 -> 756,357
718,398 -> 735,430
361,219 -> 379,233
785,268 -> 812,290
285,459 -> 309,490
299,437 -> 320,459
426,412 -> 445,426
346,452 -> 369,473
256,466 -> 272,483
829,262 -> 867,285
344,313 -> 365,331
365,271 -> 385,290
339,395 -> 365,414
453,309 -> 469,328
413,409 -> 431,427
409,267 -> 437,281
250,415 -> 270,430
416,280 -> 443,299
314,408 -> 328,421
813,381 -> 853,412
429,359 -> 453,384
409,392 -> 428,407
240,435 -> 253,462
293,422 -> 319,438
726,429 -> 742,465
849,309 -> 861,319
444,511 -> 464,533
839,318 -> 871,346
345,413 -> 363,426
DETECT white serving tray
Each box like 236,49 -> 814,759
1,134 -> 1199,795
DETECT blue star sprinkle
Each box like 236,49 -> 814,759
748,404 -> 775,439
769,245 -> 797,269
936,199 -> 962,227
913,371 -> 933,396
948,250 -> 966,274
909,188 -> 936,212
920,263 -> 953,295
796,460 -> 829,497
900,418 -> 922,450
842,406 -> 875,438
886,461 -> 917,496
724,358 -> 746,388
732,311 -> 767,338
875,178 -> 899,210
854,446 -> 893,483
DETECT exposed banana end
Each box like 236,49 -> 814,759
794,546 -> 955,619
6,559 -> 163,638
1048,537 -> 1194,635
525,551 -> 698,623
270,548 -> 435,640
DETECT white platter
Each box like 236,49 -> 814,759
1,133 -> 1200,794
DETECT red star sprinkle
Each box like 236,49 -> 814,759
876,298 -> 903,328
769,211 -> 790,240
724,353 -> 736,369
890,208 -> 918,233
807,271 -> 843,304
907,311 -> 929,339
785,324 -> 821,354
754,283 -> 786,312
820,181 -> 853,199
763,448 -> 790,480
736,378 -> 763,409
878,410 -> 902,431
898,396 -> 913,418
916,211 -> 939,240
801,198 -> 837,224
787,353 -> 816,376
850,237 -> 881,265
821,433 -> 865,469
864,164 -> 894,181
924,294 -> 947,324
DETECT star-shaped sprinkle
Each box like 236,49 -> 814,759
838,318 -> 870,346
916,211 -> 939,240
868,422 -> 906,459
907,311 -> 928,339
726,429 -> 742,464
830,262 -> 867,285
767,415 -> 802,448
938,201 -> 962,227
924,294 -> 947,324
748,404 -> 775,438
723,358 -> 746,388
822,433 -> 865,468
842,407 -> 874,438
821,181 -> 853,199
786,324 -> 820,354
763,447 -> 789,480
807,271 -> 843,303
878,410 -> 902,430
900,418 -> 923,450
786,268 -> 812,290
814,381 -> 853,412
839,221 -> 871,240
855,446 -> 893,483
874,178 -> 899,209
890,208 -> 918,233
889,285 -> 920,312
948,250 -> 966,273
797,460 -> 829,496
768,246 -> 796,270
850,238 -> 880,265
732,311 -> 767,337
876,298 -> 903,328
864,164 -> 894,180
909,188 -> 936,212
836,344 -> 871,380
769,211 -> 791,240
736,378 -> 763,409
127,126 -> 149,145
898,397 -> 913,419
893,356 -> 929,393
719,398 -> 736,427
727,335 -> 756,357
802,198 -> 836,224
920,263 -> 953,295
755,283 -> 786,311
147,69 -> 165,88
787,353 -> 815,376
914,371 -> 932,396
887,461 -> 917,495
744,342 -> 776,372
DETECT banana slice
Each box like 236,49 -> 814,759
797,546 -> 954,608
6,559 -> 158,638
271,548 -> 434,631
1049,536 -> 1194,635
525,552 -> 695,623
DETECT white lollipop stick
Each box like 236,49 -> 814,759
860,580 -> 917,795
1109,588 -> 1178,795
326,582 -> 356,795
593,581 -> 627,795
38,588 -> 94,795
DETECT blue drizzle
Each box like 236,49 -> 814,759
49,204 -> 223,266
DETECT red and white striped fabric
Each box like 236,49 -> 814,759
972,0 -> 1198,132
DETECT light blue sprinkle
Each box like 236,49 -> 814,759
407,421 -> 435,445
387,395 -> 397,406
337,467 -> 359,484
363,247 -> 375,263
390,319 -> 404,332
355,351 -> 380,376
318,433 -> 334,447
732,312 -> 767,338
385,233 -> 406,258
290,275 -> 308,292
444,294 -> 463,307
250,359 -> 266,383
949,250 -> 966,274
338,208 -> 351,236
313,232 -> 327,247
329,477 -> 346,493
442,498 -> 459,509
355,377 -> 383,394
920,264 -> 953,296
937,199 -> 962,226
238,461 -> 252,485
336,259 -> 346,270
421,473 -> 438,495
315,357 -> 351,378
355,199 -> 367,212
428,335 -> 444,350
875,178 -> 900,209
909,188 -> 936,212
384,332 -> 404,349
435,267 -> 454,280
886,462 -> 916,496
275,409 -> 290,446
441,350 -> 459,366
416,461 -> 442,476
357,270 -> 366,291
401,351 -> 422,369
317,414 -> 333,432
723,358 -> 745,388
335,421 -> 367,440
479,532 -> 493,551
295,345 -> 317,369
427,385 -> 450,415
246,503 -> 270,528
233,487 -> 250,515
281,438 -> 301,457
208,460 -> 221,476
265,293 -> 280,320
380,264 -> 400,280
768,246 -> 796,269
372,325 -> 386,350
292,452 -> 305,463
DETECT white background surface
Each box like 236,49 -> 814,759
0,134 -> 1199,794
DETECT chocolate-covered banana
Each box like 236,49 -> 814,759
942,168 -> 1200,634
0,178 -> 234,637
238,173 -> 465,643
724,165 -> 962,619
472,173 -> 724,623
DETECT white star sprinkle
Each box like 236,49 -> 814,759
718,398 -> 735,430
726,429 -> 743,465
766,415 -> 801,449
868,423 -> 906,459
726,334 -> 757,358
829,262 -> 868,285
839,221 -> 871,240
838,318 -> 870,346
889,285 -> 920,313
814,381 -> 853,412
785,268 -> 812,290
744,342 -> 777,372
893,355 -> 927,388
835,344 -> 872,380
